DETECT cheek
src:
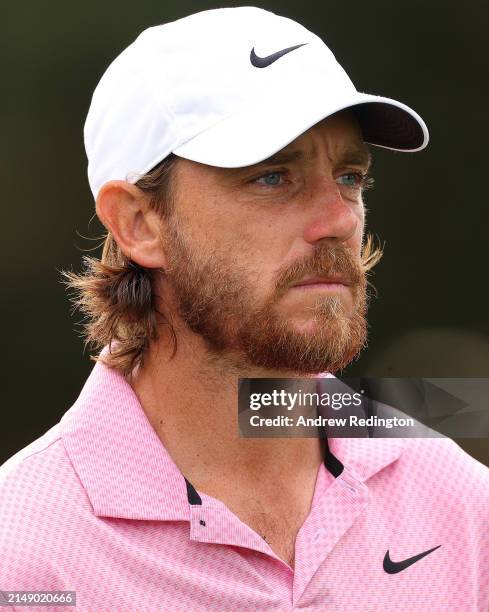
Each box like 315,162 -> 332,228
219,221 -> 284,290
212,207 -> 273,258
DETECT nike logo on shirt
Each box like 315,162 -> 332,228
383,545 -> 442,574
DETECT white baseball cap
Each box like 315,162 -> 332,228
84,6 -> 429,201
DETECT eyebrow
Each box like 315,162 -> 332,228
251,144 -> 372,172
338,146 -> 372,172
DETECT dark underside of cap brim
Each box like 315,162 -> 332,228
351,102 -> 424,150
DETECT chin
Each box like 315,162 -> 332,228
292,319 -> 325,335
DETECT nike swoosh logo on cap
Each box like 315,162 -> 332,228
383,545 -> 441,574
250,43 -> 307,68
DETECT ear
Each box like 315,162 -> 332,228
96,180 -> 167,269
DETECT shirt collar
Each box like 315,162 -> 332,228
60,358 -> 406,521
60,357 -> 190,521
316,374 -> 408,482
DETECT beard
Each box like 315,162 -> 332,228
163,217 -> 369,374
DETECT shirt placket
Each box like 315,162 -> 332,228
292,468 -> 369,607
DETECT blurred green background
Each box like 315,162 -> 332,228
1,1 -> 488,465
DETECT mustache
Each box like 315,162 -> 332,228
275,242 -> 369,294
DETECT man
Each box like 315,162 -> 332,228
0,7 -> 488,611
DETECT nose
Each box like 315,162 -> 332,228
302,179 -> 360,246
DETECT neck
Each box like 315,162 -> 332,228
128,322 -> 326,494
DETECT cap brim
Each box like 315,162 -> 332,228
173,89 -> 429,168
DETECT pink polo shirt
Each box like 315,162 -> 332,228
1,357 -> 488,611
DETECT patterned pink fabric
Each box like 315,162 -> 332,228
0,357 -> 488,611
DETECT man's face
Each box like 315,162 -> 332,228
159,109 -> 372,374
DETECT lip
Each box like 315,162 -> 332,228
291,275 -> 350,288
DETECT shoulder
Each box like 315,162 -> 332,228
396,437 -> 489,515
0,424 -> 91,588
401,436 -> 489,483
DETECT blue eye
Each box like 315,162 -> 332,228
337,173 -> 362,188
255,172 -> 283,186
